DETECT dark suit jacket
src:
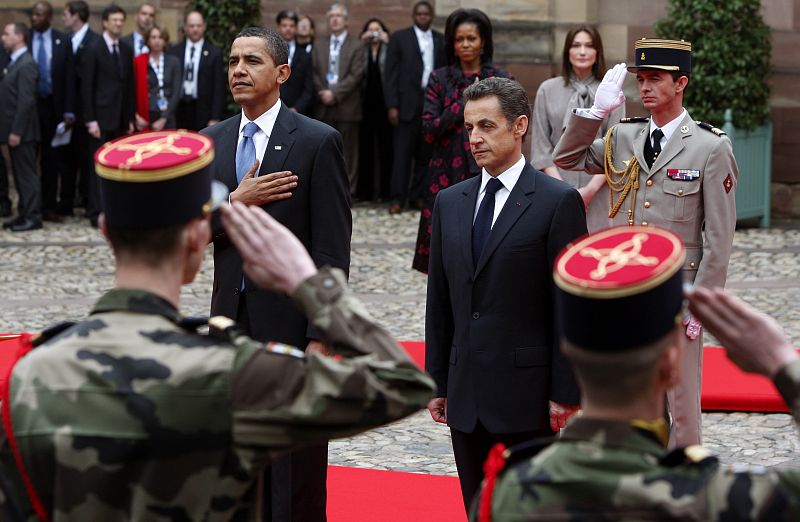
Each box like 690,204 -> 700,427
66,29 -> 101,125
0,52 -> 40,143
202,104 -> 352,345
146,53 -> 181,126
80,37 -> 134,131
383,26 -> 444,122
312,34 -> 365,122
168,40 -> 226,124
29,29 -> 71,117
281,42 -> 313,115
425,164 -> 587,434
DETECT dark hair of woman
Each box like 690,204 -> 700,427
443,8 -> 493,66
361,17 -> 389,35
561,24 -> 606,85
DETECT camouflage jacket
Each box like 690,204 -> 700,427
474,360 -> 800,521
0,268 -> 435,521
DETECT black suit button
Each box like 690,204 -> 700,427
472,312 -> 480,320
233,288 -> 240,296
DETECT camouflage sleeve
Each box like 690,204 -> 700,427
228,268 -> 435,456
774,359 -> 800,429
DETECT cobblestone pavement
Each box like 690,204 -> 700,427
1,205 -> 799,475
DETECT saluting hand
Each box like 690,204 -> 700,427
590,62 -> 627,119
231,160 -> 298,206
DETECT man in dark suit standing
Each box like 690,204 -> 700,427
168,10 -> 225,131
30,0 -> 72,222
384,1 -> 444,213
1,22 -> 41,232
0,47 -> 11,218
120,2 -> 154,57
312,3 -> 365,196
276,10 -> 313,116
203,27 -> 351,522
425,77 -> 586,513
60,0 -> 100,214
81,4 -> 134,226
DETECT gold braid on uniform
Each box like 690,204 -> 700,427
603,124 -> 641,226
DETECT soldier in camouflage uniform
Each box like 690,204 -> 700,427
0,131 -> 435,521
472,226 -> 800,521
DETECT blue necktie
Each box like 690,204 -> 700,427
472,178 -> 504,268
37,34 -> 52,97
236,122 -> 259,183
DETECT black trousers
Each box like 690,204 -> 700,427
450,420 -> 554,514
57,124 -> 90,214
389,118 -> 430,206
37,96 -> 61,213
176,98 -> 203,131
236,295 -> 329,522
0,148 -> 9,206
87,127 -> 126,219
9,141 -> 41,221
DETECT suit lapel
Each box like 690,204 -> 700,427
632,124 -> 650,177
474,166 -> 535,277
651,113 -> 691,173
457,178 -> 481,269
218,115 -> 242,190
261,105 -> 296,174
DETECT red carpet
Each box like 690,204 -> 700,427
327,465 -> 465,522
399,341 -> 791,413
0,337 -> 789,412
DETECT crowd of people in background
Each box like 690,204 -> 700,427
0,0 -> 621,236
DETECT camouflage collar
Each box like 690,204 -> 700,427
91,289 -> 182,324
560,417 -> 669,457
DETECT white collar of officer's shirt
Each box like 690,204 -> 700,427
478,154 -> 525,196
649,108 -> 687,144
239,98 -> 282,139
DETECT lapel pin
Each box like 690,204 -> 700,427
203,50 -> 209,56
55,39 -> 61,45
680,125 -> 689,134
274,145 -> 282,150
515,201 -> 521,207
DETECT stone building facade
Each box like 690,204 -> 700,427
2,0 -> 798,217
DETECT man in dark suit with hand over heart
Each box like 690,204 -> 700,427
202,26 -> 351,522
425,77 -> 587,514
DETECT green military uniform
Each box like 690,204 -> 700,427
475,360 -> 800,521
0,130 -> 436,520
1,269 -> 434,521
553,38 -> 739,448
472,226 -> 800,521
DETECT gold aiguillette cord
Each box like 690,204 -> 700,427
603,125 -> 640,225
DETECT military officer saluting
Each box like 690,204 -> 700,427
472,226 -> 800,521
0,130 -> 435,520
553,39 -> 739,447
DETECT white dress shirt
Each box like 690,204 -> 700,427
649,108 -> 688,150
102,31 -> 120,54
71,23 -> 89,53
287,39 -> 296,65
132,31 -> 148,56
473,155 -> 526,226
183,38 -> 204,98
32,27 -> 53,65
327,31 -> 347,85
237,98 -> 283,172
9,47 -> 28,65
413,25 -> 434,88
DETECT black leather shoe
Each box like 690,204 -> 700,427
3,216 -> 22,229
9,218 -> 43,232
0,200 -> 11,218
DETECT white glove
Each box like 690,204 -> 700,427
588,63 -> 627,119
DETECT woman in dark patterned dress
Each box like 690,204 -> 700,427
412,8 -> 511,273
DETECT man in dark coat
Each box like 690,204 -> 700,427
1,22 -> 41,231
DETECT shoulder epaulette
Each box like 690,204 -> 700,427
32,321 -> 76,347
660,444 -> 718,467
502,436 -> 556,468
178,316 -> 209,332
620,117 -> 649,124
696,121 -> 726,136
208,316 -> 239,341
